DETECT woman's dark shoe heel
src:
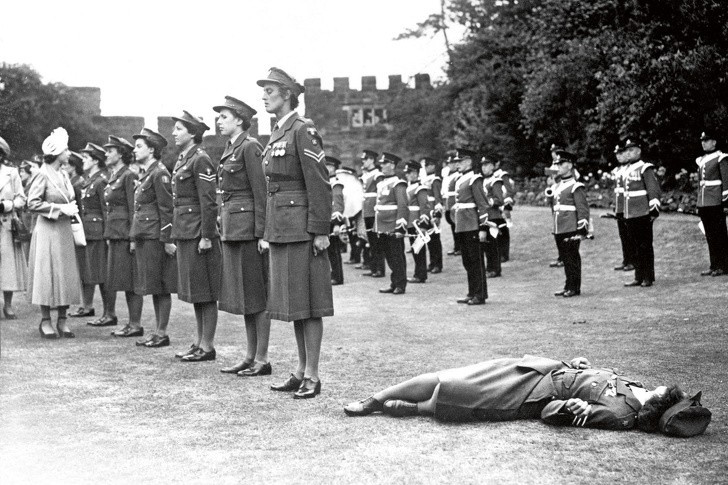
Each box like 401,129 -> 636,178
39,319 -> 58,339
56,317 -> 75,338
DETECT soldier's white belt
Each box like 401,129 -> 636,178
444,191 -> 457,197
453,203 -> 476,210
553,204 -> 576,211
408,206 -> 420,211
427,196 -> 435,202
614,188 -> 624,193
375,205 -> 397,211
699,180 -> 721,186
626,190 -> 646,196
364,192 -> 378,198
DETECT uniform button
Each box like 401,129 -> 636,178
188,208 -> 192,212
591,382 -> 597,387
265,161 -> 269,165
290,200 -> 294,205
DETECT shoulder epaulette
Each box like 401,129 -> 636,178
469,173 -> 483,186
640,162 -> 654,174
572,182 -> 585,192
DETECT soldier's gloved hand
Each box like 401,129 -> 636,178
569,357 -> 591,369
164,243 -> 177,256
198,237 -> 212,254
478,230 -> 487,243
312,235 -> 330,256
565,398 -> 592,427
129,241 -> 136,254
257,239 -> 269,254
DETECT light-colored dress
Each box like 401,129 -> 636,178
0,163 -> 28,291
26,164 -> 81,306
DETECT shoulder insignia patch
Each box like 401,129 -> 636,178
161,175 -> 170,184
303,148 -> 326,164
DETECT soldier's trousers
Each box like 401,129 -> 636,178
698,205 -> 728,271
445,210 -> 462,253
555,232 -> 581,292
328,232 -> 343,284
381,233 -> 407,290
498,225 -> 510,262
484,218 -> 504,275
408,227 -> 428,280
625,215 -> 655,283
616,213 -> 636,266
427,231 -> 443,270
365,216 -> 385,275
460,230 -> 487,300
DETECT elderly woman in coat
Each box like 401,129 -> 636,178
0,136 -> 28,319
344,355 -> 685,433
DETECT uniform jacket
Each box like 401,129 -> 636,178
374,175 -> 408,234
443,171 -> 461,211
26,164 -> 75,220
422,173 -> 443,210
362,169 -> 383,218
218,133 -> 267,241
695,150 -> 728,207
103,165 -> 136,240
483,175 -> 505,221
546,176 -> 589,234
330,175 -> 345,225
494,169 -> 516,207
453,170 -> 490,233
79,170 -> 107,240
406,181 -> 430,227
262,113 -> 331,243
131,162 -> 173,243
611,165 -> 626,213
171,144 -> 219,241
619,161 -> 661,219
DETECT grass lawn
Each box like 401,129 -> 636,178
1,206 -> 726,484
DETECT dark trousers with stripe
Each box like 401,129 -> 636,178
625,215 -> 655,283
484,218 -> 504,275
408,227 -> 428,280
460,231 -> 487,300
365,216 -> 385,275
381,233 -> 407,290
498,225 -> 511,261
555,232 -> 581,292
427,231 -> 443,270
616,213 -> 636,266
698,205 -> 728,271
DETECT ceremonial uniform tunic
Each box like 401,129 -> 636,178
0,163 -> 27,291
262,113 -> 333,321
547,176 -> 589,293
422,173 -> 443,271
454,170 -> 490,301
406,180 -> 431,281
103,165 -> 137,292
78,171 -> 107,285
328,175 -> 345,284
375,174 -> 409,290
443,170 -> 463,253
131,162 -> 177,295
218,133 -> 268,315
26,165 -> 81,306
171,144 -> 221,303
362,168 -> 385,274
483,175 -> 506,275
612,165 -> 636,268
695,150 -> 728,272
435,355 -> 642,430
620,161 -> 661,284
493,168 -> 514,261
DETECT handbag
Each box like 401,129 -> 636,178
10,214 -> 32,243
46,170 -> 86,247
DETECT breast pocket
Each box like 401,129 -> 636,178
273,190 -> 308,240
221,199 -> 255,241
81,216 -> 104,240
135,212 -> 160,240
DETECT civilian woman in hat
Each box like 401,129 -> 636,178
71,143 -> 109,321
170,111 -> 221,362
101,136 -> 143,335
0,136 -> 28,319
213,97 -> 271,375
26,128 -> 82,338
130,128 -> 177,348
258,67 -> 333,398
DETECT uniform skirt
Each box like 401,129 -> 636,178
106,240 -> 137,292
218,240 -> 267,315
134,239 -> 178,295
0,213 -> 27,291
175,237 -> 221,303
27,216 -> 80,306
267,240 -> 333,322
78,240 -> 107,285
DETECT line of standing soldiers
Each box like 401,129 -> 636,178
326,147 -> 517,305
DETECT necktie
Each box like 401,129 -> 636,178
273,123 -> 279,132
139,168 -> 145,175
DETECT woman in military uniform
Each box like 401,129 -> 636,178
102,136 -> 143,336
213,96 -> 271,375
71,143 -> 109,321
170,111 -> 221,362
130,128 -> 177,348
257,68 -> 333,398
